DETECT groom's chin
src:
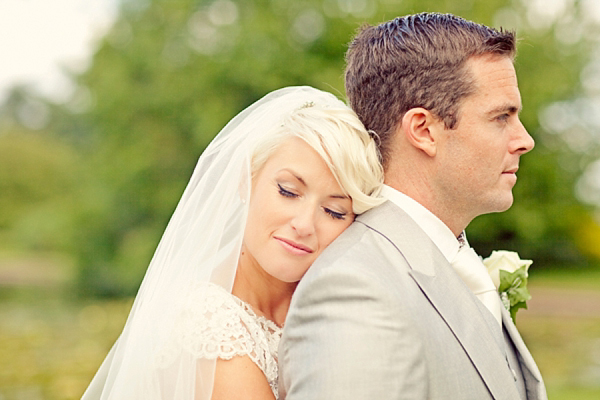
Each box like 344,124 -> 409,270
492,195 -> 514,214
478,192 -> 515,216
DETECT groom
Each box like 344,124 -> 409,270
279,13 -> 547,399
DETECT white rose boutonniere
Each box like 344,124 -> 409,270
482,250 -> 533,322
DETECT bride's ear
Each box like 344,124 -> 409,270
399,107 -> 440,157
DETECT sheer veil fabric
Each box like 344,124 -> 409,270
82,86 -> 356,399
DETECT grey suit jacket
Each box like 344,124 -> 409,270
279,201 -> 547,399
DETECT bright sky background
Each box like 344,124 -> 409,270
0,0 -> 119,103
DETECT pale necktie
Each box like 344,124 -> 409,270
451,245 -> 503,326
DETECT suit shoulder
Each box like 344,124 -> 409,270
298,225 -> 409,300
315,220 -> 395,266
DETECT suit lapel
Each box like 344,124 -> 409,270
357,202 -> 521,400
502,308 -> 547,399
410,269 -> 520,400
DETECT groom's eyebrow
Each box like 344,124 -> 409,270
486,103 -> 522,116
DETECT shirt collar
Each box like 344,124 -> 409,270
381,184 -> 462,263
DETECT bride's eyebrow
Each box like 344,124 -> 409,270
291,171 -> 306,186
282,169 -> 350,200
279,168 -> 307,186
330,194 -> 350,200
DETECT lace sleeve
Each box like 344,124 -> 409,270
178,283 -> 261,360
156,282 -> 281,396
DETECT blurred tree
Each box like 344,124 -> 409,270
44,0 -> 599,296
0,88 -> 81,255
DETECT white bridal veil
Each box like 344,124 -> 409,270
82,86 -> 367,399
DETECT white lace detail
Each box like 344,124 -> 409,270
157,282 -> 282,398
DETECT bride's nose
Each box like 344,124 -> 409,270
290,206 -> 317,237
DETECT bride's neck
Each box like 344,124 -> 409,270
232,254 -> 296,327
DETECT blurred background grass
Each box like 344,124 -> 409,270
1,272 -> 598,399
1,0 -> 600,398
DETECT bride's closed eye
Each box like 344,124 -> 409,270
278,183 -> 348,220
278,183 -> 298,198
324,207 -> 347,220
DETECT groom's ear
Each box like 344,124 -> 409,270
399,107 -> 441,157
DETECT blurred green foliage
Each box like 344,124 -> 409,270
1,0 -> 600,296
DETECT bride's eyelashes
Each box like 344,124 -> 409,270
278,183 -> 348,221
278,183 -> 298,198
324,208 -> 347,220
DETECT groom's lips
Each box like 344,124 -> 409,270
502,167 -> 518,185
275,237 -> 314,255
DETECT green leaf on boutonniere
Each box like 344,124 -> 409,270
498,266 -> 531,322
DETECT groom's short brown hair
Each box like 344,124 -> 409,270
345,13 -> 516,167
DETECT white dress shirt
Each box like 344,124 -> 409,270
380,185 -> 502,325
380,185 -> 460,262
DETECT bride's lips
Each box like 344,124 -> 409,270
274,237 -> 314,255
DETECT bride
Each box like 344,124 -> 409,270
82,86 -> 384,399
